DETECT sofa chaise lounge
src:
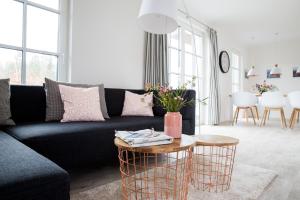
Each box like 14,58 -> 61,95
0,85 -> 196,200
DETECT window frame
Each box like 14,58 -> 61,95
168,23 -> 205,90
167,18 -> 208,125
0,0 -> 64,85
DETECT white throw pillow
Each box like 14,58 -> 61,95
59,85 -> 105,122
121,91 -> 154,117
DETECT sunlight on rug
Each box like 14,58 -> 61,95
71,164 -> 277,200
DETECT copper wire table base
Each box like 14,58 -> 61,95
115,135 -> 195,200
192,135 -> 239,193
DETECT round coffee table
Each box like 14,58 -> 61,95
192,135 -> 239,193
114,134 -> 195,200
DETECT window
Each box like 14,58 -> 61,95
168,23 -> 206,125
231,52 -> 241,93
0,0 -> 62,85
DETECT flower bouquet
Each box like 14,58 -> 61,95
146,78 -> 202,138
256,80 -> 277,94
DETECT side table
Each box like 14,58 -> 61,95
192,135 -> 239,192
114,134 -> 195,200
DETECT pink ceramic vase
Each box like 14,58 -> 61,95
164,112 -> 182,138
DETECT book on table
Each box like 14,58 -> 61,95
115,129 -> 173,147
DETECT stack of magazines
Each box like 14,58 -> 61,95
115,129 -> 173,147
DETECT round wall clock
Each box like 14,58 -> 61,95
219,51 -> 230,73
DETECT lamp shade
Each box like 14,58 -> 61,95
247,66 -> 256,77
137,0 -> 178,34
270,64 -> 281,75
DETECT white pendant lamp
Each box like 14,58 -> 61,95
270,64 -> 281,75
137,0 -> 178,34
247,66 -> 256,77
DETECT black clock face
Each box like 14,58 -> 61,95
219,51 -> 230,73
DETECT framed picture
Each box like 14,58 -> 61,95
293,67 -> 300,77
267,69 -> 280,79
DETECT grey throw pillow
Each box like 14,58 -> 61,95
45,78 -> 110,121
0,79 -> 15,125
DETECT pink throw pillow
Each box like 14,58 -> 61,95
59,85 -> 105,122
121,91 -> 154,116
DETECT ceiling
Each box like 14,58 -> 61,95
180,0 -> 300,47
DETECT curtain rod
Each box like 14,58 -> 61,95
177,9 -> 211,30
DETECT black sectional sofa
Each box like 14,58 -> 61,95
0,85 -> 195,200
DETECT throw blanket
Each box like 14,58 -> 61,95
115,129 -> 173,147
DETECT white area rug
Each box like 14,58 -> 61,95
70,121 -> 300,200
71,163 -> 277,200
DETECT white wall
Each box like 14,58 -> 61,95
70,0 -> 144,89
69,0 -> 248,122
244,38 -> 300,118
245,38 -> 300,93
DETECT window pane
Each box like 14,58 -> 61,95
29,0 -> 59,10
184,30 -> 193,53
185,53 -> 193,76
169,48 -> 180,73
194,77 -> 203,99
232,53 -> 239,68
27,6 -> 58,52
232,84 -> 239,93
184,76 -> 194,88
196,57 -> 203,77
232,69 -> 240,84
169,74 -> 180,89
26,53 -> 57,85
0,0 -> 23,47
169,29 -> 179,49
0,48 -> 22,84
195,35 -> 203,56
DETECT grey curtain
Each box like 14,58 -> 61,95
144,32 -> 169,86
208,29 -> 221,125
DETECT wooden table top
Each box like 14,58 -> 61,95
193,135 -> 239,146
229,93 -> 287,97
114,134 -> 195,153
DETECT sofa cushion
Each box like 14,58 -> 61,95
0,131 -> 69,200
45,78 -> 109,121
4,116 -> 164,168
121,91 -> 154,117
10,85 -> 46,123
59,85 -> 105,122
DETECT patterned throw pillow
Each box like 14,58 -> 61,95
44,78 -> 109,121
121,91 -> 154,116
0,79 -> 15,125
59,85 -> 105,122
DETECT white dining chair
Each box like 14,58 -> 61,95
288,91 -> 300,129
232,92 -> 258,125
260,91 -> 287,128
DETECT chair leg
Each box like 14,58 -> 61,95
291,110 -> 298,129
236,108 -> 240,124
250,107 -> 256,125
254,106 -> 259,120
280,108 -> 287,128
264,108 -> 269,126
290,109 -> 296,128
297,111 -> 299,123
245,109 -> 249,123
267,109 -> 270,120
232,107 -> 238,125
260,109 -> 267,126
